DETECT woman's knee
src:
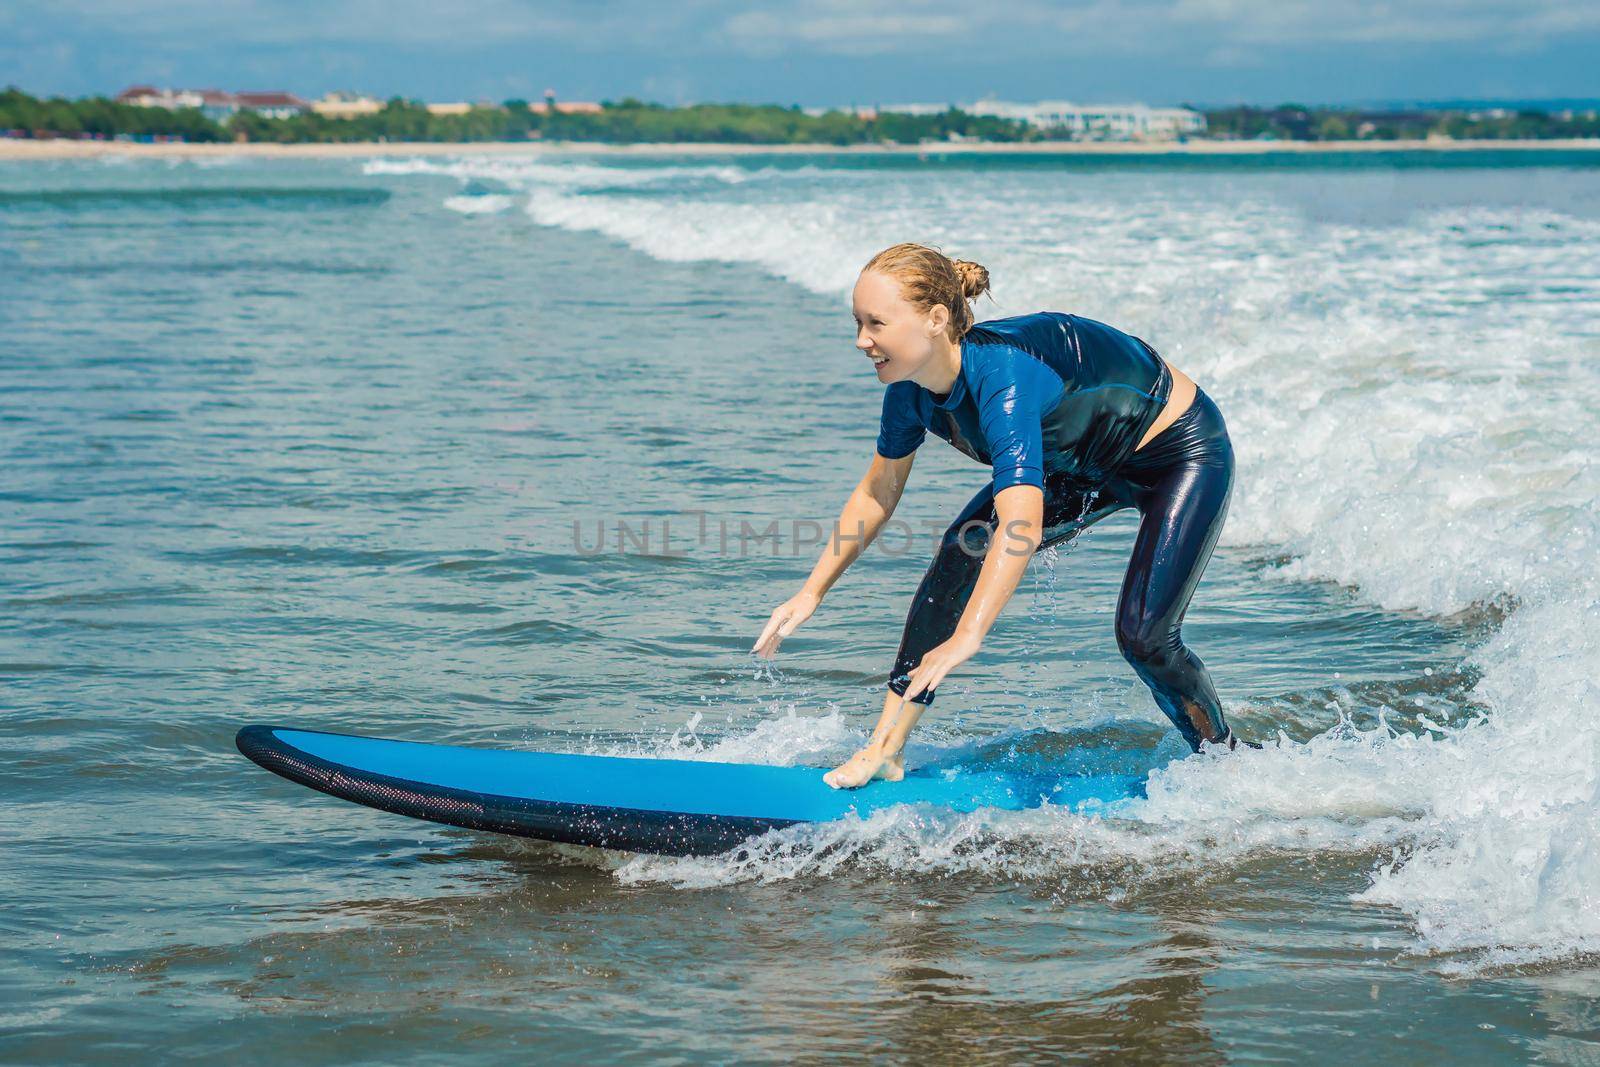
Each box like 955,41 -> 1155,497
901,522 -> 990,631
1115,614 -> 1176,671
941,515 -> 995,558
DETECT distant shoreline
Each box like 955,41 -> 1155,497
5,137 -> 1600,162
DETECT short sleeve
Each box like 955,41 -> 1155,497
972,345 -> 1061,492
875,381 -> 926,459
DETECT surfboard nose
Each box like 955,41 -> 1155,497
235,724 -> 284,769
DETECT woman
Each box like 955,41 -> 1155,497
752,243 -> 1249,790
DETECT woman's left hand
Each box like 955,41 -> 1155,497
899,630 -> 982,703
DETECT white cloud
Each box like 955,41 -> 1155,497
6,0 -> 1598,73
723,4 -> 969,56
717,0 -> 1600,56
1162,0 -> 1600,46
8,0 -> 714,50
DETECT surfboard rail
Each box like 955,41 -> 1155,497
237,725 -> 794,855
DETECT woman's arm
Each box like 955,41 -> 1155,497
894,483 -> 1044,702
751,451 -> 916,657
892,346 -> 1054,701
801,450 -> 916,600
821,483 -> 1044,788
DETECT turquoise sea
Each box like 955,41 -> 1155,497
3,148 -> 1600,1063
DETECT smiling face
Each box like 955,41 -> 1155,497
852,269 -> 951,385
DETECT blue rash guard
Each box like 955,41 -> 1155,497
875,311 -> 1174,492
872,311 -> 1245,752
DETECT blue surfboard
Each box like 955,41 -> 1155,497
236,725 -> 1146,856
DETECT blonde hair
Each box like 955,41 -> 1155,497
862,243 -> 992,342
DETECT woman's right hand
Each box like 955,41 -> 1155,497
751,589 -> 820,659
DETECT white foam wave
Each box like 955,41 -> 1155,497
612,714 -> 1430,891
442,194 -> 515,215
362,155 -> 783,190
382,154 -> 1600,970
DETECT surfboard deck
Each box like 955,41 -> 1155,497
236,725 -> 1146,857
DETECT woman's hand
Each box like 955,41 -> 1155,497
751,589 -> 821,659
898,630 -> 982,703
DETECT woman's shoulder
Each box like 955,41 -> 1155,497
881,378 -> 929,413
967,311 -> 1077,355
962,324 -> 1069,397
969,309 -> 1073,333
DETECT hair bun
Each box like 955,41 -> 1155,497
951,259 -> 991,301
860,243 -> 992,341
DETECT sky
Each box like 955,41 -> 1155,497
4,0 -> 1598,108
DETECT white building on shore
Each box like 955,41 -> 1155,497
313,92 -> 385,118
804,99 -> 1206,140
232,91 -> 308,120
115,86 -> 238,122
968,100 -> 1205,139
115,86 -> 309,121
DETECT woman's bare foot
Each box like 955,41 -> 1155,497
823,745 -> 905,789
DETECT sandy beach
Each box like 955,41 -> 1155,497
4,136 -> 1600,161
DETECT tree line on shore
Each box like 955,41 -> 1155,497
4,88 -> 1597,145
1204,104 -> 1600,141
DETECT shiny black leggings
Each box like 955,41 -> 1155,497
887,388 -> 1236,751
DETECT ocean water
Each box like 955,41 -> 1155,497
3,147 -> 1599,1063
